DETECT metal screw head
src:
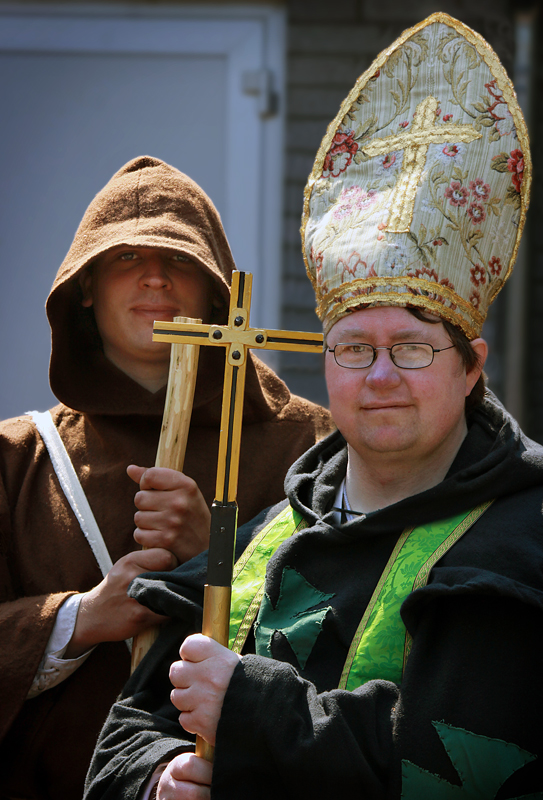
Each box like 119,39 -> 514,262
232,350 -> 241,360
213,330 -> 223,339
234,316 -> 244,327
255,334 -> 264,344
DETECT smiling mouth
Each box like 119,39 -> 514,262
363,404 -> 410,410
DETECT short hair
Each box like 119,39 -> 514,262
407,307 -> 486,411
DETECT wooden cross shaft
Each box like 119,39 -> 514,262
362,95 -> 482,233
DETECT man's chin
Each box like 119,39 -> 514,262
353,426 -> 416,456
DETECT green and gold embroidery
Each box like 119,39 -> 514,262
229,505 -> 307,654
340,501 -> 492,690
229,501 -> 492,687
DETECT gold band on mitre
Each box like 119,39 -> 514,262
301,12 -> 531,339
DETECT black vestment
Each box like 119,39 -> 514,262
85,393 -> 543,799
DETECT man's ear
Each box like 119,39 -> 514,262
465,337 -> 488,396
79,269 -> 93,308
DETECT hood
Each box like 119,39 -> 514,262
286,391 -> 543,534
45,156 -> 286,418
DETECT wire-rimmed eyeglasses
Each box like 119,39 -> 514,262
327,342 -> 455,370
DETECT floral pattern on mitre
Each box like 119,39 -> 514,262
322,131 -> 358,178
332,186 -> 378,220
303,13 -> 531,340
373,151 -> 403,178
383,242 -> 409,272
428,142 -> 466,167
481,79 -> 515,138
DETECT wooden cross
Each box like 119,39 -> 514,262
362,95 -> 482,233
153,270 -> 323,506
153,270 -> 323,761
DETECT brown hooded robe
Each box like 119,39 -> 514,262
0,157 -> 334,800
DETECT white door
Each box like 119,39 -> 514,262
0,6 -> 285,418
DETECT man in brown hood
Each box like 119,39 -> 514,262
0,156 -> 334,799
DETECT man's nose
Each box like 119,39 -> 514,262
139,254 -> 172,289
364,349 -> 402,388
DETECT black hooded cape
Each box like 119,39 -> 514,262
85,393 -> 543,799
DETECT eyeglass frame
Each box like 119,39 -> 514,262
327,342 -> 456,370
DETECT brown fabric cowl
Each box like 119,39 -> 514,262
48,154 -> 234,414
0,157 -> 334,800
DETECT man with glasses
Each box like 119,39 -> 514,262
328,340 -> 456,370
86,14 -> 543,799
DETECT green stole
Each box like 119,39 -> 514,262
229,499 -> 492,689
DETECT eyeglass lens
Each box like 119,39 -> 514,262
334,343 -> 435,369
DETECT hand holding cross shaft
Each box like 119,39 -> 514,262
153,270 -> 323,760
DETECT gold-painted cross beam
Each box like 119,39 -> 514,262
362,95 -> 482,233
153,270 -> 323,762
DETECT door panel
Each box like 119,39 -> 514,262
0,8 -> 285,417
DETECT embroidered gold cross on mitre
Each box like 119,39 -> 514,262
362,96 -> 482,233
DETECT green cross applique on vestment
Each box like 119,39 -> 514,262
402,721 -> 540,799
254,566 -> 334,669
